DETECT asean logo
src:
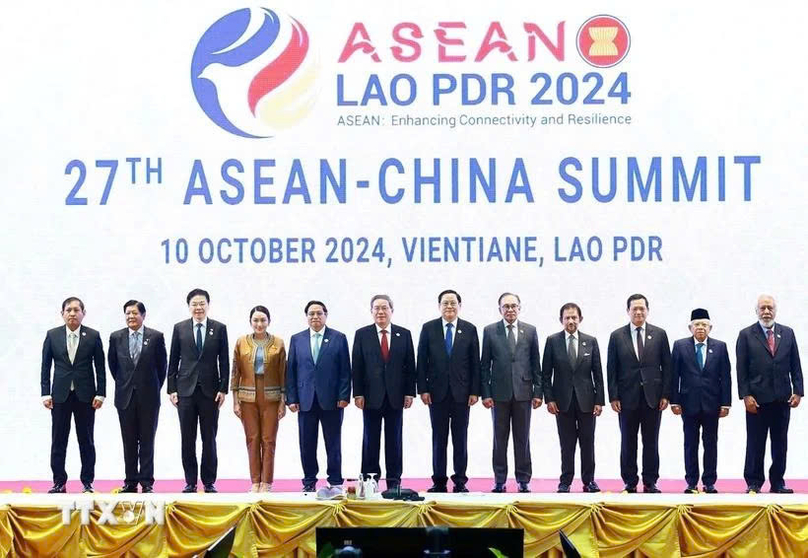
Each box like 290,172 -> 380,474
576,15 -> 630,68
191,7 -> 318,138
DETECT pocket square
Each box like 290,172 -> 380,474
584,353 -> 591,357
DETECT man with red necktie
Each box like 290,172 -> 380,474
351,295 -> 416,490
736,294 -> 803,494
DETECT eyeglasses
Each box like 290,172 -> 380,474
500,304 -> 519,310
307,311 -> 325,317
440,301 -> 458,308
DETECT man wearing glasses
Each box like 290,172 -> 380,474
286,300 -> 351,496
481,293 -> 542,493
417,289 -> 481,493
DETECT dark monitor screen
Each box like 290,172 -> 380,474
316,527 -> 524,557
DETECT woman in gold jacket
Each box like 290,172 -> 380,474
231,305 -> 286,492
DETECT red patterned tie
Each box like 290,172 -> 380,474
767,328 -> 775,356
381,329 -> 390,362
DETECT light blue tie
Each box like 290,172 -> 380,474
313,332 -> 322,363
696,343 -> 705,371
130,331 -> 141,366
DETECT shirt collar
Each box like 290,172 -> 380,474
502,319 -> 518,330
193,318 -> 207,331
759,322 -> 775,335
310,327 -> 326,338
566,330 -> 578,340
693,337 -> 708,346
65,325 -> 80,337
129,325 -> 145,336
375,323 -> 392,334
441,318 -> 458,329
630,322 -> 646,332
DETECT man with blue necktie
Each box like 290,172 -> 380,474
286,300 -> 351,495
670,308 -> 731,494
417,289 -> 481,493
736,295 -> 803,494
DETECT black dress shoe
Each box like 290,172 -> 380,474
82,483 -> 95,493
518,482 -> 530,493
703,485 -> 718,494
452,484 -> 469,493
623,485 -> 637,493
182,484 -> 197,493
746,486 -> 761,494
203,484 -> 217,493
583,482 -> 601,493
427,484 -> 447,493
302,483 -> 317,492
120,484 -> 138,493
491,483 -> 506,493
771,486 -> 794,494
141,485 -> 154,494
557,484 -> 571,493
643,484 -> 661,494
683,486 -> 699,494
48,484 -> 66,494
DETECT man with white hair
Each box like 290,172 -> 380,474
736,295 -> 803,494
670,308 -> 731,494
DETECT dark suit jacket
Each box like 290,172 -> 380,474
607,323 -> 672,410
352,324 -> 416,410
167,319 -> 229,398
736,323 -> 803,405
670,336 -> 731,415
417,318 -> 481,403
286,327 -> 351,412
108,326 -> 167,409
542,330 -> 604,413
41,325 -> 106,404
480,321 -> 541,402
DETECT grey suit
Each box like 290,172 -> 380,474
480,320 -> 541,484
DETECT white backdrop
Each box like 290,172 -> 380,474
1,1 -> 806,483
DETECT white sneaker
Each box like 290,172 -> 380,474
316,485 -> 345,500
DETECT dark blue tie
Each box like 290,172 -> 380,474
445,323 -> 453,356
196,323 -> 203,354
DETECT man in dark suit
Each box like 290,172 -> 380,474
736,294 -> 803,494
607,293 -> 671,493
286,300 -> 351,495
167,288 -> 229,493
352,294 -> 416,490
543,302 -> 604,493
417,289 -> 481,493
670,308 -> 731,494
41,296 -> 106,493
108,300 -> 167,493
481,292 -> 541,493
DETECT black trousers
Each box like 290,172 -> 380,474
51,391 -> 95,485
682,410 -> 719,487
298,395 -> 344,486
118,391 -> 160,487
429,397 -> 469,486
362,395 -> 403,486
618,403 -> 661,487
491,398 -> 532,484
556,393 -> 596,485
744,401 -> 790,489
177,386 -> 219,486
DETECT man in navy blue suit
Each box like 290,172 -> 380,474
736,295 -> 803,494
670,308 -> 731,494
286,300 -> 351,494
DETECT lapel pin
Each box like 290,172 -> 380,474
520,329 -> 525,334
209,329 -> 214,336
457,329 -> 462,334
82,332 -> 86,337
777,334 -> 782,339
324,338 -> 330,343
144,339 -> 149,346
395,332 -> 401,337
647,335 -> 653,340
582,341 -> 587,346
708,349 -> 713,353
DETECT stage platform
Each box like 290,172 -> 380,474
1,483 -> 807,557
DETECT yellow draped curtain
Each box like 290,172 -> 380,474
1,501 -> 807,557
